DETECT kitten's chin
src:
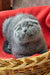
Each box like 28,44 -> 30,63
18,39 -> 36,44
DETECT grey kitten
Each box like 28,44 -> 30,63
2,13 -> 48,58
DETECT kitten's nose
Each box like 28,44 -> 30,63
24,29 -> 27,32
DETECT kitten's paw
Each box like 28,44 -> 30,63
14,55 -> 29,58
39,49 -> 48,54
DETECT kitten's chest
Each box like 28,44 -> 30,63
12,39 -> 42,55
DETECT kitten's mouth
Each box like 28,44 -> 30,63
22,33 -> 33,39
27,33 -> 33,37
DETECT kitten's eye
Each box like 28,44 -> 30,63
33,20 -> 38,25
18,28 -> 22,30
28,25 -> 33,28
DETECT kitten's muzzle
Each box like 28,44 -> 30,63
23,29 -> 27,32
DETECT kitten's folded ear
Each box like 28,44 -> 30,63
2,17 -> 13,38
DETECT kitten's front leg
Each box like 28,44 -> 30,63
38,46 -> 48,54
15,55 -> 29,58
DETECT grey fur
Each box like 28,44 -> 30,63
2,13 -> 48,58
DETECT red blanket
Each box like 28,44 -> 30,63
0,6 -> 50,59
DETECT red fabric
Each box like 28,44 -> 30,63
0,6 -> 50,59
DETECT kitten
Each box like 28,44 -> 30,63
2,13 -> 48,58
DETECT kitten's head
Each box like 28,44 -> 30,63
13,14 -> 41,44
